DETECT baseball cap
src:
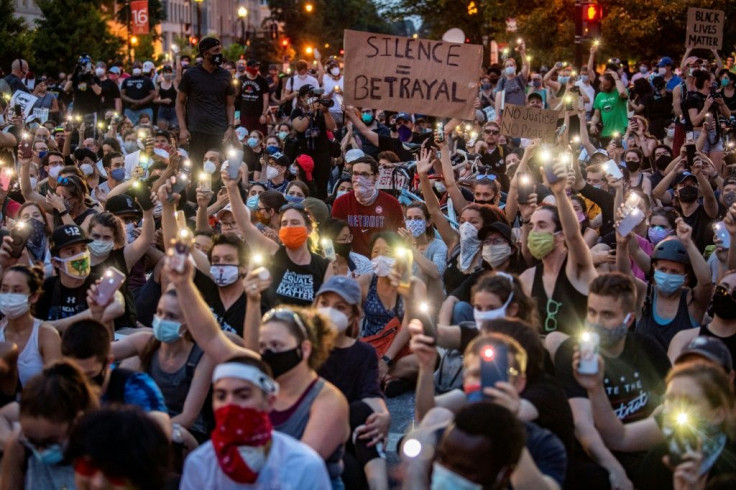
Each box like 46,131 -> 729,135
108,66 -> 121,75
478,222 -> 512,244
198,36 -> 221,55
683,56 -> 699,68
316,276 -> 361,305
216,203 -> 233,220
246,59 -> 260,67
676,336 -> 733,373
395,112 -> 412,123
50,224 -> 92,255
105,194 -> 142,217
344,149 -> 365,164
298,84 -> 315,97
414,114 -> 427,122
142,61 -> 155,73
674,171 -> 696,186
269,151 -> 290,168
527,92 -> 543,102
657,56 -> 674,67
295,154 -> 314,181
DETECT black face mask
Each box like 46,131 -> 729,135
723,191 -> 736,209
625,160 -> 640,172
474,199 -> 494,205
210,53 -> 223,66
711,290 -> 736,320
261,347 -> 302,378
678,185 -> 698,203
334,242 -> 351,258
655,155 -> 672,172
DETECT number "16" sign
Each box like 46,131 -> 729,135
131,0 -> 150,35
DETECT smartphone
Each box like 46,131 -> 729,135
198,172 -> 212,192
96,267 -> 126,305
228,148 -> 244,175
577,96 -> 585,112
714,222 -> 731,249
168,172 -> 189,202
0,168 -> 13,192
14,104 -> 22,117
9,221 -> 31,258
417,302 -> 436,343
435,122 -> 445,143
666,413 -> 700,467
131,179 -> 153,210
604,159 -> 623,180
565,95 -> 574,111
577,331 -> 600,374
394,246 -> 413,289
167,228 -> 192,273
517,173 -> 533,204
252,266 -> 271,281
616,193 -> 645,237
19,138 -> 32,159
321,238 -> 336,261
685,143 -> 695,171
543,160 -> 561,184
176,210 -> 187,231
480,342 -> 509,394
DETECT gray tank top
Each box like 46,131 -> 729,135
271,377 -> 345,479
25,455 -> 76,489
148,344 -> 207,435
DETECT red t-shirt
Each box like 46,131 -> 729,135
3,198 -> 20,226
331,191 -> 404,257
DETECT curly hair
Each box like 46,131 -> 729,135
262,306 -> 336,371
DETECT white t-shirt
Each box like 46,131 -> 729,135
322,75 -> 344,115
575,80 -> 596,113
180,431 -> 331,490
285,74 -> 320,112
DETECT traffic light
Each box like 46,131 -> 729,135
281,39 -> 289,51
582,3 -> 602,39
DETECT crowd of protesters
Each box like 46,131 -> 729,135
0,33 -> 736,489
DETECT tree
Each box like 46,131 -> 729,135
0,0 -> 35,71
32,0 -> 124,76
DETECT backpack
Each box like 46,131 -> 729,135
434,347 -> 464,394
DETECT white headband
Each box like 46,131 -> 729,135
213,363 -> 279,395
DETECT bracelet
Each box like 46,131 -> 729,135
381,355 -> 394,367
58,209 -> 69,217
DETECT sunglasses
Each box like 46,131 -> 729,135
262,308 -> 308,337
476,173 -> 497,181
484,129 -> 500,135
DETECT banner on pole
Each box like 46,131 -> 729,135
343,30 -> 482,120
131,0 -> 150,36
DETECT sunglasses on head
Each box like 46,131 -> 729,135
279,203 -> 305,213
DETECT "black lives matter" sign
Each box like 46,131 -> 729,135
686,8 -> 724,50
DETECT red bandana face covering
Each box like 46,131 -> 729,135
211,405 -> 273,483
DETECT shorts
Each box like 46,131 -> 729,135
694,128 -> 724,153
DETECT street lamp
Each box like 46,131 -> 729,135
305,2 -> 313,13
238,6 -> 247,46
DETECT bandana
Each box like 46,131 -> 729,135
211,405 -> 273,484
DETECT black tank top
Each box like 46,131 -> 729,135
531,257 -> 588,335
636,290 -> 694,351
699,323 -> 736,367
158,84 -> 177,108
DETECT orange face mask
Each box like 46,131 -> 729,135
279,226 -> 309,249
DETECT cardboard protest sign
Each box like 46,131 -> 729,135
9,91 -> 38,120
343,30 -> 483,120
499,104 -> 559,140
377,167 -> 409,190
686,8 -> 724,49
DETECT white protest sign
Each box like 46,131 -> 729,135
377,167 -> 409,190
32,108 -> 49,123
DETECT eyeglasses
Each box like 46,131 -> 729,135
220,221 -> 237,229
544,298 -> 562,332
262,308 -> 308,338
714,284 -> 736,301
352,172 -> 373,178
483,129 -> 500,135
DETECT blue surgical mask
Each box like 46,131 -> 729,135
361,113 -> 374,124
247,137 -> 259,148
431,462 -> 483,490
559,76 -> 570,84
38,150 -> 48,160
31,444 -> 65,465
110,168 -> 126,181
336,190 -> 349,199
581,75 -> 589,83
406,219 -> 427,237
246,195 -> 259,209
654,269 -> 686,295
266,145 -> 280,154
285,194 -> 304,204
647,226 -> 670,246
152,315 -> 183,343
278,131 -> 289,140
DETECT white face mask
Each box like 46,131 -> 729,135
210,265 -> 241,287
132,68 -> 142,76
482,243 -> 512,268
658,67 -> 666,76
0,293 -> 30,320
473,292 -> 514,328
266,166 -> 280,180
371,255 -> 395,277
666,128 -> 675,139
203,159 -> 217,175
330,67 -> 340,77
318,307 -> 350,333
80,163 -> 94,176
505,66 -> 516,76
88,239 -> 114,257
95,68 -> 105,77
48,165 -> 62,180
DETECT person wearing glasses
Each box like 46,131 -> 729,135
518,158 -> 596,337
164,257 -> 349,489
478,121 -> 511,184
552,272 -> 670,490
0,361 -> 99,489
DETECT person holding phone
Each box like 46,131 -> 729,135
588,70 -> 629,144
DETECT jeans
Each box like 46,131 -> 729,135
124,107 -> 153,125
452,301 -> 474,324
157,106 -> 178,127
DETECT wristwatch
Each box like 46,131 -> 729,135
381,355 -> 394,367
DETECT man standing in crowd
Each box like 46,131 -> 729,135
237,59 -> 270,134
4,59 -> 30,94
177,36 -> 236,173
121,61 -> 156,125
